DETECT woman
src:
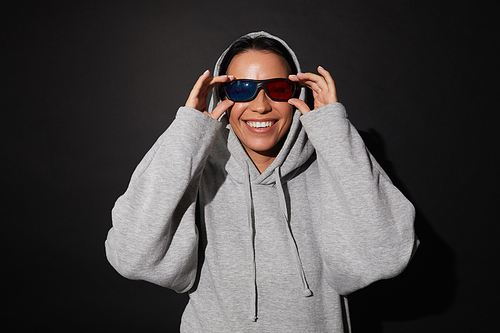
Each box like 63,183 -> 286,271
105,31 -> 417,332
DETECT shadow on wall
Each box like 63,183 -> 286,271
347,130 -> 457,333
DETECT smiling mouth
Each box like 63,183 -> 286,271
245,121 -> 275,128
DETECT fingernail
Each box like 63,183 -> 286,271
203,69 -> 209,74
288,100 -> 295,105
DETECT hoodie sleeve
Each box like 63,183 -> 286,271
105,107 -> 222,292
300,103 -> 417,295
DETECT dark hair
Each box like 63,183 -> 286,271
217,36 -> 298,101
219,36 -> 298,76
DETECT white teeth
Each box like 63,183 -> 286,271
246,121 -> 273,128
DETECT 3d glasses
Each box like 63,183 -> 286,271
220,78 -> 299,102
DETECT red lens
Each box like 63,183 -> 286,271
265,80 -> 295,100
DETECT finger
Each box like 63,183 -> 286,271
186,70 -> 212,109
318,66 -> 338,103
192,71 -> 234,97
194,70 -> 212,91
206,74 -> 235,87
288,98 -> 311,115
207,99 -> 234,120
290,73 -> 328,94
187,72 -> 235,110
317,66 -> 337,98
199,74 -> 235,96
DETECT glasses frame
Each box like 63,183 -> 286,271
220,78 -> 299,102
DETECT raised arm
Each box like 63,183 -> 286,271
105,71 -> 233,292
290,67 -> 417,294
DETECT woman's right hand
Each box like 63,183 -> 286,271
185,70 -> 235,120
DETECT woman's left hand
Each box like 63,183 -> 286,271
288,66 -> 338,114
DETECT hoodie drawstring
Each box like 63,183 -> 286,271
244,165 -> 313,323
244,164 -> 258,322
274,167 -> 313,297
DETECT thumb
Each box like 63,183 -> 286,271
206,99 -> 234,120
288,98 -> 310,115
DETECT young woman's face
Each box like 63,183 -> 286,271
226,50 -> 294,160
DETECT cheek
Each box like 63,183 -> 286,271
227,104 -> 245,124
279,104 -> 294,125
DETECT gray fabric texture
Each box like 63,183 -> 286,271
105,31 -> 417,332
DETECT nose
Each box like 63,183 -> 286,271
248,89 -> 272,113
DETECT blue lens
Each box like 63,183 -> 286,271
226,81 -> 257,101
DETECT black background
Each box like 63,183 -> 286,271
5,1 -> 498,332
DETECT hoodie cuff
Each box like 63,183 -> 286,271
301,102 -> 347,119
299,102 -> 348,129
175,106 -> 223,136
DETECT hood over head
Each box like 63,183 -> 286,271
208,31 -> 314,185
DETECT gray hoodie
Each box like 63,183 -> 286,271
105,31 -> 417,332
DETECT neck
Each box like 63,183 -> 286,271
244,140 -> 284,173
242,134 -> 287,173
247,151 -> 276,173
